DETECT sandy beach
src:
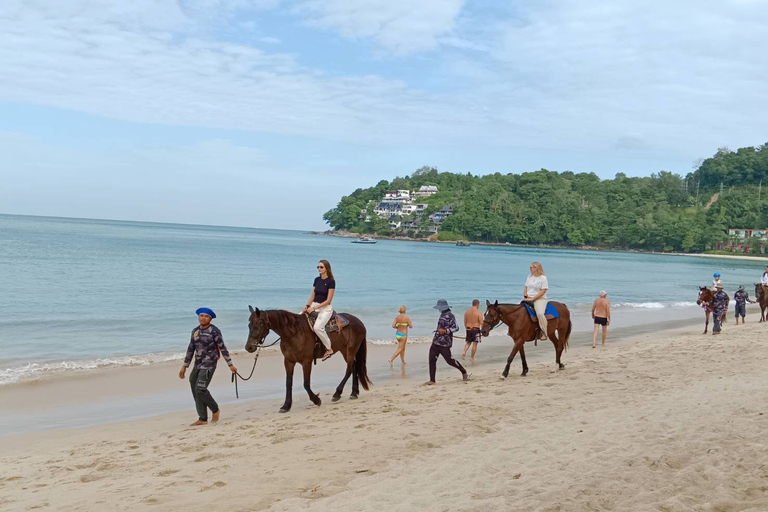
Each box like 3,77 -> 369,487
2,318 -> 767,511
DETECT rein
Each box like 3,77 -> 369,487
232,316 -> 298,398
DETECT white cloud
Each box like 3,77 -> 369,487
296,0 -> 466,54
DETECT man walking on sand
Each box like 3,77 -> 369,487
591,291 -> 611,348
462,299 -> 483,364
425,299 -> 469,385
179,308 -> 237,426
734,285 -> 753,325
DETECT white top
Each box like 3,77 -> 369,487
712,278 -> 723,290
525,274 -> 549,300
761,272 -> 768,285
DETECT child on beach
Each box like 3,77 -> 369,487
591,291 -> 611,348
179,308 -> 237,426
389,305 -> 412,366
712,272 -> 723,291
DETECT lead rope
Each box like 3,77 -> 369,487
231,338 -> 280,399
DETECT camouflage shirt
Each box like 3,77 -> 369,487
432,310 -> 459,348
712,291 -> 729,317
183,325 -> 233,370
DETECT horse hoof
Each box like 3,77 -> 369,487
331,396 -> 341,402
350,394 -> 358,400
521,373 -> 527,377
279,408 -> 290,413
499,375 -> 507,380
559,364 -> 565,370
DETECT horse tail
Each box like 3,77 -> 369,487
354,338 -> 372,391
562,319 -> 572,352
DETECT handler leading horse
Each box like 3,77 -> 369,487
697,286 -> 727,334
245,307 -> 371,412
481,300 -> 572,379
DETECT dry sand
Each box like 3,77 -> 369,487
2,322 -> 767,512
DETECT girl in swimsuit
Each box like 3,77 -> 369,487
389,305 -> 412,367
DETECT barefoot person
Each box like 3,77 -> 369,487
389,305 -> 412,366
734,285 -> 753,325
461,299 -> 483,363
712,284 -> 729,335
424,299 -> 469,385
302,259 -> 336,361
591,291 -> 611,348
524,262 -> 549,341
179,308 -> 237,427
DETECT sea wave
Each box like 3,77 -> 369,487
0,352 -> 186,386
614,301 -> 698,309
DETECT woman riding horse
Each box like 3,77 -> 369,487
246,306 -> 371,412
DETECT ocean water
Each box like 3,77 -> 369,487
1,214 -> 765,385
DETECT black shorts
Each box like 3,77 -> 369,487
594,317 -> 608,326
465,329 -> 481,343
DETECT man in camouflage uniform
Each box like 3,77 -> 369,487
179,308 -> 237,426
733,285 -> 753,325
712,284 -> 729,335
424,299 -> 469,385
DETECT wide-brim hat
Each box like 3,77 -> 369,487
433,299 -> 451,311
196,307 -> 216,319
716,284 -> 723,289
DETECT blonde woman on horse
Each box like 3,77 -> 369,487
524,261 -> 549,341
302,259 -> 336,361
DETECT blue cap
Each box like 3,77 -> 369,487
713,272 -> 721,278
196,307 -> 216,319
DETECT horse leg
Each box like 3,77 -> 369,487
703,311 -> 709,334
301,361 -> 321,407
333,356 -> 354,402
280,359 -> 295,413
351,364 -> 360,399
501,341 -> 523,380
519,344 -> 528,376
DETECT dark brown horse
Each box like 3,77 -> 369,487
755,284 -> 768,322
481,300 -> 572,379
245,307 -> 371,413
697,287 -> 726,334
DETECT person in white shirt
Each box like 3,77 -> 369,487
712,272 -> 723,291
524,262 -> 549,341
761,266 -> 768,289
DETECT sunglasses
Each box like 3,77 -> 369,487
317,265 -> 325,269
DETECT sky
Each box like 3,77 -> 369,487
1,0 -> 767,230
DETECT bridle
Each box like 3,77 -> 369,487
232,313 -> 292,398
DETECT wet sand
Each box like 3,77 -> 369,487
2,314 -> 767,511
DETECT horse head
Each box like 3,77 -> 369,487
245,305 -> 269,353
697,286 -> 712,306
482,300 -> 501,337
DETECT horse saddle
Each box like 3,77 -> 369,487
521,301 -> 559,321
307,311 -> 350,332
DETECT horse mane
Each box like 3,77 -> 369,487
265,309 -> 307,332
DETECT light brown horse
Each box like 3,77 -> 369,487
697,287 -> 727,334
755,284 -> 768,322
481,300 -> 572,379
245,307 -> 371,412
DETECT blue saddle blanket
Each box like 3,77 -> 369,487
522,302 -> 559,320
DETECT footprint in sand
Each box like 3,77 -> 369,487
194,454 -> 214,463
157,469 -> 180,477
199,481 -> 227,492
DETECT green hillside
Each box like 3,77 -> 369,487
323,144 -> 768,253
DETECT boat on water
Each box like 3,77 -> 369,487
456,240 -> 471,247
351,237 -> 378,244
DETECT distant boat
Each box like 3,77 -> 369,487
456,240 -> 471,247
351,237 -> 377,244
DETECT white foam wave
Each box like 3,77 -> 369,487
0,352 -> 185,386
368,336 -> 433,346
614,301 -> 698,309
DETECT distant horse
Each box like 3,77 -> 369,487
697,286 -> 727,334
246,307 -> 371,412
481,300 -> 572,379
755,284 -> 768,322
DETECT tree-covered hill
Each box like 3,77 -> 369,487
323,144 -> 768,253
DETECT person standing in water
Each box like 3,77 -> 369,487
302,259 -> 336,361
389,305 -> 412,366
524,262 -> 549,341
591,291 -> 611,348
461,299 -> 483,364
424,299 -> 469,385
179,308 -> 237,427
